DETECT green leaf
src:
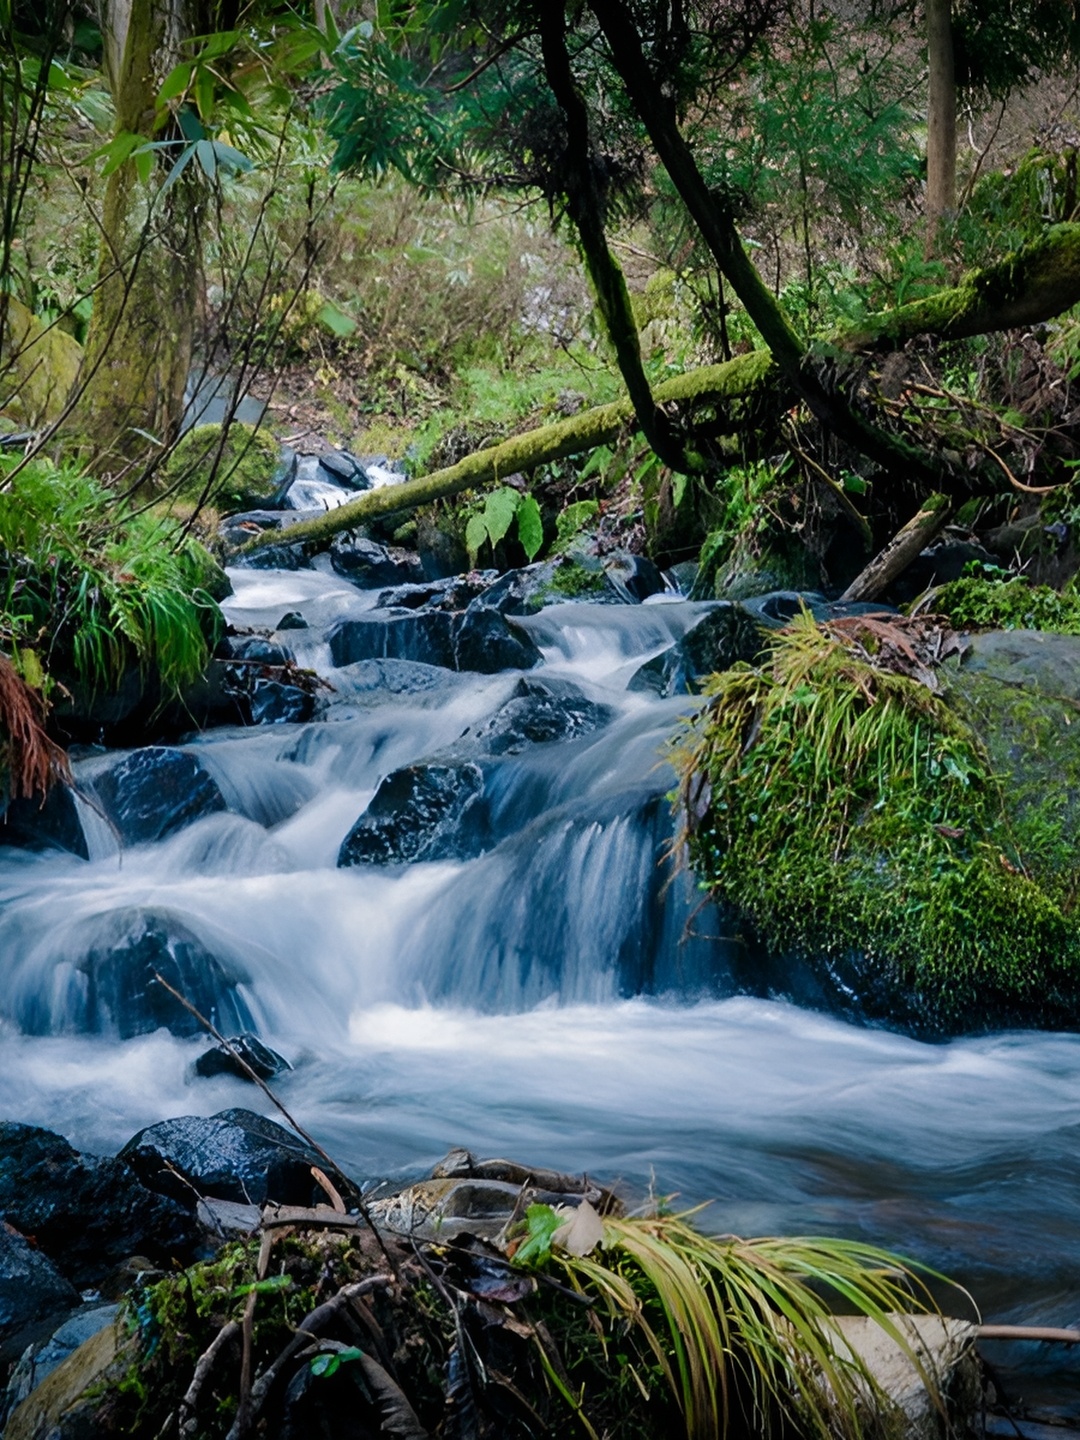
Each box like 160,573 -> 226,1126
195,138 -> 217,179
232,1274 -> 292,1297
158,61 -> 194,104
672,472 -> 688,508
134,148 -> 154,185
210,141 -> 254,175
177,107 -> 205,141
516,494 -> 543,561
556,499 -> 599,545
96,131 -> 143,176
482,487 -> 520,547
512,1204 -> 561,1269
465,512 -> 488,565
317,300 -> 358,337
311,1346 -> 363,1379
194,66 -> 215,123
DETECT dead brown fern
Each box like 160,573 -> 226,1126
0,655 -> 70,801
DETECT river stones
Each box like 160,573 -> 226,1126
86,746 -> 226,845
629,601 -> 766,696
120,1109 -> 326,1208
328,608 -> 457,668
194,1033 -> 292,1082
0,1225 -> 78,1353
472,677 -> 613,755
0,784 -> 88,859
602,552 -> 668,603
317,449 -> 371,489
52,907 -> 253,1042
330,533 -> 423,588
454,603 -> 543,673
0,1123 -> 200,1289
338,762 -> 485,867
0,1302 -> 119,1428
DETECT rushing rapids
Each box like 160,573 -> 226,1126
2,560 -> 1080,1404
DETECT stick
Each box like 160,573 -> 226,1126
839,493 -> 951,602
179,1321 -> 241,1437
978,1325 -> 1080,1344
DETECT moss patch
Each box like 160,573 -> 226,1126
675,614 -> 1080,1034
159,422 -> 282,512
933,575 -> 1080,633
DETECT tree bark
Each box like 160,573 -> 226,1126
839,494 -> 951,602
72,0 -> 201,466
926,0 -> 957,257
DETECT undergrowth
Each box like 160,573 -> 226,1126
675,613 -> 1080,1031
0,452 -> 222,696
933,575 -> 1080,634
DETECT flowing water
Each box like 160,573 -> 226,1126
2,562 -> 1079,1402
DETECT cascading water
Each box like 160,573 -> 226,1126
2,560 -> 1080,1404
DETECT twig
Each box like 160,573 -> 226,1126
979,1325 -> 1080,1344
977,442 -> 1065,496
312,1166 -> 347,1213
179,1321 -> 241,1437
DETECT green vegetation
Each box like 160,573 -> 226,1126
0,452 -> 222,698
934,574 -> 1080,633
158,421 -> 282,513
675,613 -> 1080,1031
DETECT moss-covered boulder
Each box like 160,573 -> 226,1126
0,297 -> 82,429
159,423 -> 286,513
676,614 -> 1080,1036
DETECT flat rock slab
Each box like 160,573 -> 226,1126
829,1313 -> 978,1440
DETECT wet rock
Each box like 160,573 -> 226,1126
330,534 -> 423,589
64,907 -> 253,1041
87,747 -> 226,846
318,449 -> 371,489
248,677 -> 317,725
375,574 -> 495,612
0,784 -> 88,859
338,762 -> 485,866
3,1316 -> 128,1440
194,1033 -> 292,1082
222,633 -> 293,666
276,610 -> 308,630
454,604 -> 543,673
0,1123 -> 200,1288
330,658 -> 462,700
474,678 -> 613,755
0,1224 -> 78,1352
958,628 -> 1080,699
119,1108 -> 327,1208
629,602 -> 766,696
603,552 -> 668,603
327,609 -> 457,669
0,1302 -> 117,1426
416,510 -> 469,580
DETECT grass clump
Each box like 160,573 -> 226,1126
933,574 -> 1080,634
675,612 -> 1080,1032
0,452 -> 222,696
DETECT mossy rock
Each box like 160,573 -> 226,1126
159,423 -> 284,513
677,617 -> 1080,1036
0,296 -> 83,428
933,575 -> 1080,634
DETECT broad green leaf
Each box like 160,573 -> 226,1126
317,301 -> 358,337
672,472 -> 688,508
209,140 -> 254,175
159,143 -> 195,194
195,138 -> 217,178
483,487 -> 521,547
310,1346 -> 363,1378
134,148 -> 154,184
177,107 -> 205,141
465,512 -> 488,564
158,62 -> 194,104
516,494 -> 543,560
194,66 -> 215,123
96,130 -> 142,175
511,1204 -> 561,1269
232,1274 -> 291,1296
192,28 -> 243,60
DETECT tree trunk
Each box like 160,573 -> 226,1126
72,0 -> 200,467
926,0 -> 957,257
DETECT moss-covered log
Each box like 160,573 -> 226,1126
240,350 -> 776,553
838,223 -> 1080,352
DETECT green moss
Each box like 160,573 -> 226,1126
160,422 -> 282,512
934,575 -> 1080,633
539,558 -> 608,599
675,614 -> 1080,1032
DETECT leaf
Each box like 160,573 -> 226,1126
317,300 -> 358,338
672,472 -> 689,508
194,66 -> 215,124
208,140 -> 253,175
311,1345 -> 363,1379
482,487 -> 521,547
556,499 -> 599,545
516,494 -> 543,561
465,512 -> 488,565
158,61 -> 194,104
551,1199 -> 605,1257
195,139 -> 217,178
177,107 -> 205,141
96,130 -> 143,176
134,148 -> 154,185
160,143 -> 195,195
511,1204 -> 561,1269
232,1273 -> 292,1296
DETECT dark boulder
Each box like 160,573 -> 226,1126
119,1109 -> 327,1208
0,784 -> 88,859
330,658 -> 461,701
88,747 -> 226,846
221,633 -> 293,666
338,762 -> 485,867
630,602 -> 766,697
375,574 -> 495,612
318,449 -> 371,489
63,908 -> 253,1041
453,604 -> 543,673
327,610 -> 457,669
0,1123 -> 201,1288
330,534 -> 423,589
603,552 -> 668,603
276,611 -> 308,630
248,677 -> 317,725
194,1033 -> 292,1082
0,1224 -> 78,1353
473,678 -> 613,755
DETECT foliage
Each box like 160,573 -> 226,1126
464,485 -> 544,565
675,612 -> 1080,1031
514,1202 -> 945,1440
0,452 -> 221,695
933,575 -> 1080,634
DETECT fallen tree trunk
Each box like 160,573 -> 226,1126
839,494 -> 952,602
239,350 -> 776,552
245,224 -> 1080,555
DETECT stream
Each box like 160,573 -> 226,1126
2,561 -> 1080,1405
